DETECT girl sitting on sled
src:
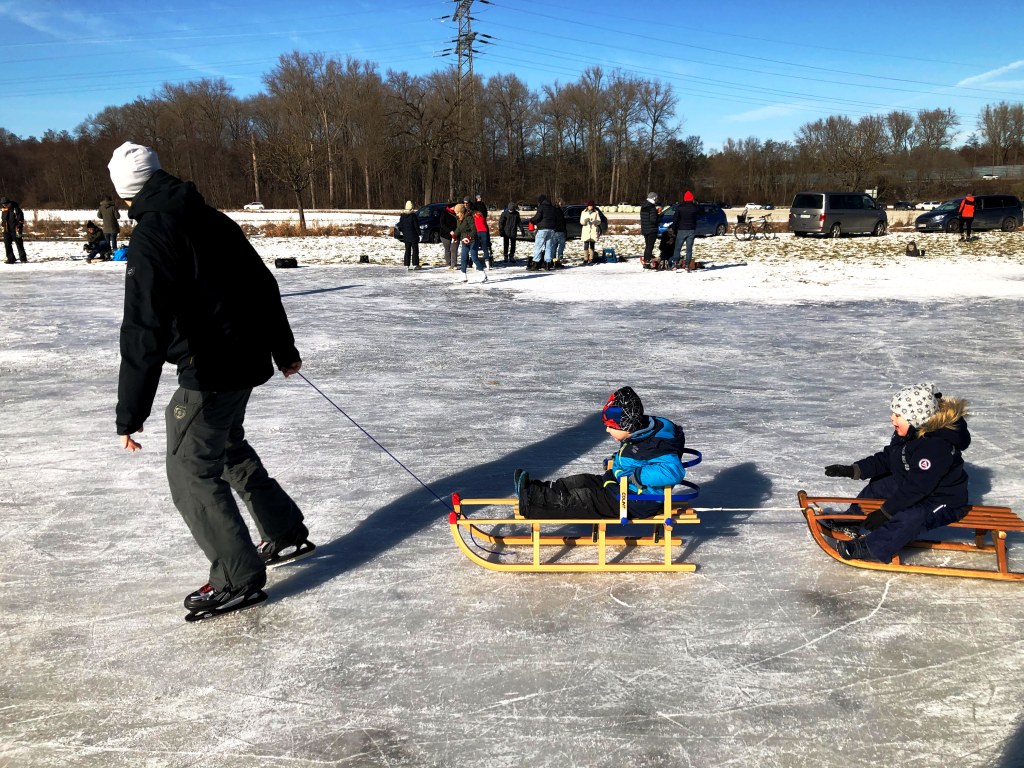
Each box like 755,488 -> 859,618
823,383 -> 971,562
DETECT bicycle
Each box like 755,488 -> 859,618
734,214 -> 778,241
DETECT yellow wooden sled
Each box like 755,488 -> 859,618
451,454 -> 703,572
799,489 -> 1024,581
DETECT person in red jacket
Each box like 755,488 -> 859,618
957,194 -> 976,241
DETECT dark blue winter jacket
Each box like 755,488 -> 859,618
397,212 -> 419,244
854,404 -> 970,516
601,416 -> 687,515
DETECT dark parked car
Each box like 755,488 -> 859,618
914,195 -> 1022,233
892,201 -> 915,210
657,203 -> 729,237
516,204 -> 608,241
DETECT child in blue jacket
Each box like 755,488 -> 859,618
823,383 -> 971,562
515,386 -> 687,519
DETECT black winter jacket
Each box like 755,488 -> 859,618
498,208 -> 520,238
552,205 -> 567,233
439,206 -> 458,241
1,199 -> 24,235
854,411 -> 971,516
116,170 -> 299,435
529,195 -> 559,230
671,201 -> 700,231
639,200 -> 660,236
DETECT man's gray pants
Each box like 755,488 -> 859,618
165,387 -> 303,591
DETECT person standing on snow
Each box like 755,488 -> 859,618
639,192 -> 660,267
1,196 -> 28,263
497,201 -> 521,265
108,141 -> 313,620
579,201 -> 602,265
439,203 -> 459,269
527,194 -> 558,271
397,201 -> 421,270
957,194 -> 976,242
670,191 -> 700,272
98,195 -> 121,253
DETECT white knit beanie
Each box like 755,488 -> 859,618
891,383 -> 940,427
404,200 -> 414,212
108,141 -> 161,199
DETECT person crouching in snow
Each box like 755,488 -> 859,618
82,221 -> 112,263
514,386 -> 687,519
822,383 -> 970,562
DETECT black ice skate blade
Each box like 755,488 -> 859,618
265,540 -> 317,569
184,590 -> 268,622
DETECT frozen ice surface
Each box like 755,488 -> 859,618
1,250 -> 1024,768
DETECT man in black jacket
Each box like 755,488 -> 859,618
497,202 -> 520,264
670,191 -> 701,272
1,196 -> 28,263
528,194 -> 558,270
639,192 -> 660,266
108,141 -> 312,619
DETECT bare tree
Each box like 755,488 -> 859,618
977,101 -> 1024,165
639,79 -> 678,194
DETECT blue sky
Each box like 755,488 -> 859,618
2,0 -> 1022,151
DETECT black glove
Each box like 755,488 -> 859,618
864,506 -> 890,530
825,464 -> 856,478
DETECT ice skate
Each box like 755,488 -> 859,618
257,522 -> 316,568
184,579 -> 267,622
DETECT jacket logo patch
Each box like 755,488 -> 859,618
918,458 -> 932,470
173,405 -> 187,420
126,266 -> 135,277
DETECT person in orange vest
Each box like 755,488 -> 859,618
957,194 -> 976,241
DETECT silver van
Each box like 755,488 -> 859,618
789,191 -> 888,237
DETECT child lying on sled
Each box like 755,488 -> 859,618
822,383 -> 971,562
514,386 -> 687,519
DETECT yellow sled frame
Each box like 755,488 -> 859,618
450,477 -> 701,573
799,489 -> 1024,581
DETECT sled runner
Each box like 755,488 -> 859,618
450,450 -> 703,573
799,490 -> 1024,581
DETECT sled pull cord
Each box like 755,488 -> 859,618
297,372 -> 453,511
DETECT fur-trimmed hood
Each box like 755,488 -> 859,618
915,397 -> 971,450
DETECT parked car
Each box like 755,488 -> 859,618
243,201 -> 265,210
916,201 -> 941,210
914,195 -> 1022,233
788,191 -> 887,237
657,203 -> 729,237
744,203 -> 763,210
982,174 -> 1000,181
515,204 -> 608,241
892,201 -> 915,210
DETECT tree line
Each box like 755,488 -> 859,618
1,50 -> 1022,225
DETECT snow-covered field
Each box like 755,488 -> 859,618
2,212 -> 1024,767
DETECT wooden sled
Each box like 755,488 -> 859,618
799,489 -> 1024,581
451,450 -> 703,573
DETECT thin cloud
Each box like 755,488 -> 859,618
957,60 -> 1024,87
726,103 -> 805,123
